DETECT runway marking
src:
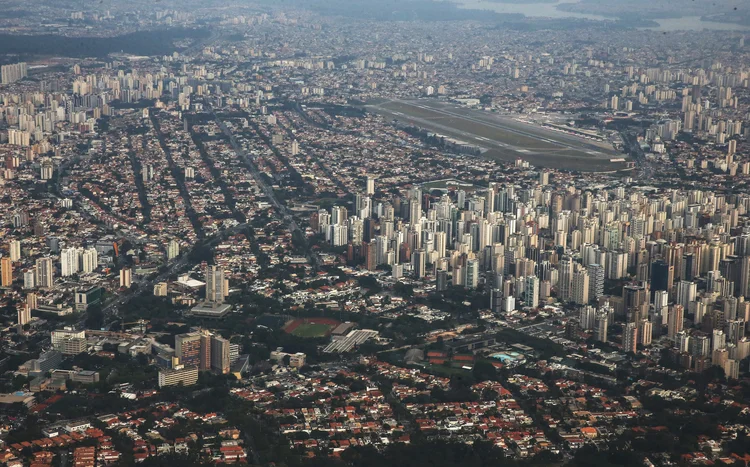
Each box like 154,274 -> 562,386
386,100 -> 616,155
368,101 -> 621,166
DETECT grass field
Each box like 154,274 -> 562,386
284,317 -> 340,338
290,323 -> 334,338
423,363 -> 471,378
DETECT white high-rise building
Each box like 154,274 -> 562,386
348,217 -> 363,246
586,263 -> 604,300
167,240 -> 180,260
331,206 -> 347,226
727,319 -> 745,345
359,196 -> 372,219
80,248 -> 98,274
60,248 -> 80,277
1,62 -> 27,85
595,310 -> 609,342
466,259 -> 479,289
413,248 -> 427,279
35,257 -> 54,289
17,304 -> 31,327
205,265 -> 227,304
558,256 -> 574,302
23,270 -> 35,289
120,268 -> 132,288
524,276 -> 539,308
712,329 -> 727,352
8,129 -> 30,147
9,240 -> 21,262
639,320 -> 653,346
572,269 -> 590,305
40,159 -> 54,180
668,305 -> 684,340
579,305 -> 597,330
329,224 -> 348,246
653,290 -> 669,320
435,231 -> 447,258
676,280 -> 697,309
317,210 -> 331,234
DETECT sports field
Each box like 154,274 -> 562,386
284,317 -> 340,338
290,323 -> 333,337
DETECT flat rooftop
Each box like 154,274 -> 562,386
189,302 -> 232,318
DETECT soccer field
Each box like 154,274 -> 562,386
291,323 -> 333,338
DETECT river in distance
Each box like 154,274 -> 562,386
450,0 -> 750,31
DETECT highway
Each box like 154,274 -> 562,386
620,130 -> 653,181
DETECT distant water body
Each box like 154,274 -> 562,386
451,0 -> 750,31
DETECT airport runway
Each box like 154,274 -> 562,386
367,99 -> 626,171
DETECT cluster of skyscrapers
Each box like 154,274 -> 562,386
312,173 -> 750,377
1,62 -> 27,85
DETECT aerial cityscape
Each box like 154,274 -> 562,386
1,0 -> 750,465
